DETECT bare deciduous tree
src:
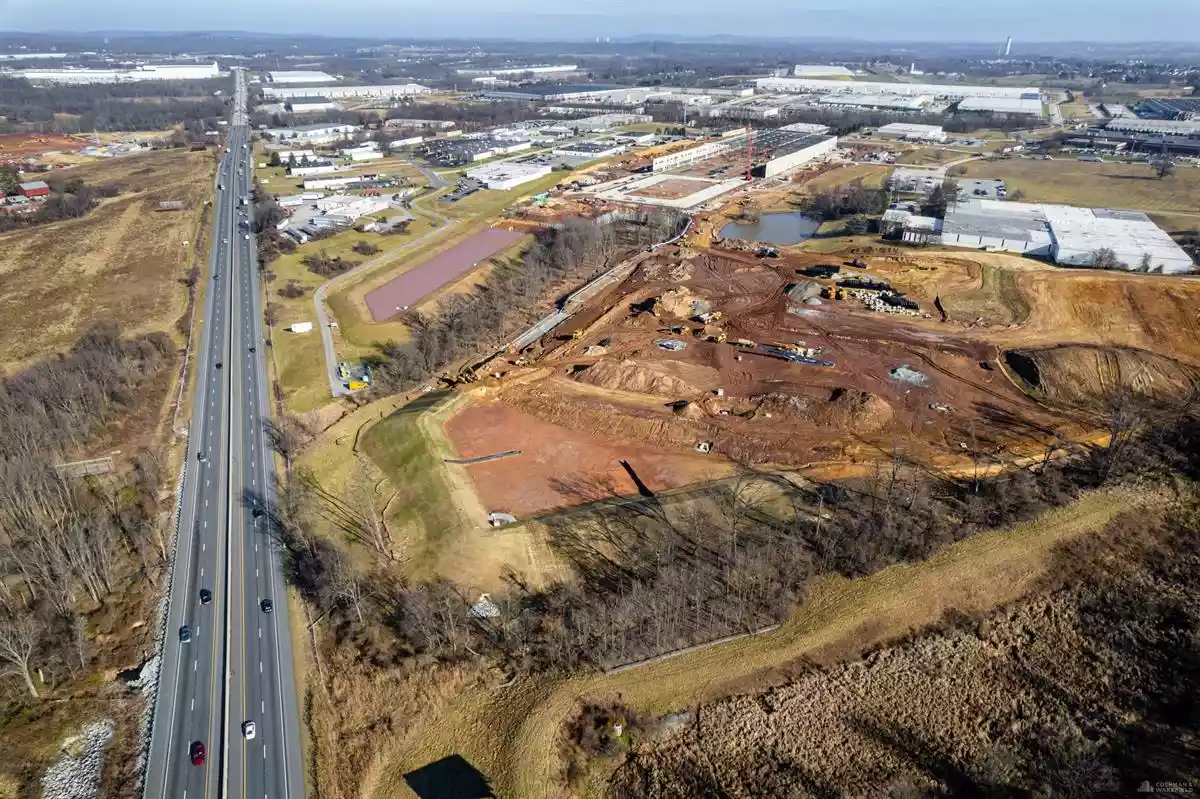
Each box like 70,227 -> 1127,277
0,612 -> 42,698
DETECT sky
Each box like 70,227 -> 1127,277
3,0 -> 1199,43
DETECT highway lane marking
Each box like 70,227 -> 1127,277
258,628 -> 261,639
200,568 -> 204,578
259,662 -> 263,673
194,660 -> 197,672
190,698 -> 194,711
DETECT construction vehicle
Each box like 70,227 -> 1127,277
347,380 -> 369,391
571,329 -> 584,341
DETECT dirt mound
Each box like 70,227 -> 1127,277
1004,345 -> 1199,407
657,287 -> 709,319
749,389 -> 893,432
573,359 -> 720,397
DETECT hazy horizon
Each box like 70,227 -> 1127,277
3,0 -> 1199,45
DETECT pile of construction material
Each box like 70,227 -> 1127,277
845,287 -> 926,317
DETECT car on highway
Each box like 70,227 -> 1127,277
179,625 -> 191,643
199,589 -> 212,605
244,234 -> 250,240
260,598 -> 274,614
197,451 -> 207,462
242,720 -> 256,740
222,238 -> 228,244
215,362 -> 222,370
190,741 -> 206,766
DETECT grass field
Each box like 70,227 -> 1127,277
367,486 -> 1147,798
960,158 -> 1200,212
799,164 -> 889,193
265,214 -> 439,413
0,148 -> 216,368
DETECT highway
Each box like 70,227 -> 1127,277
144,67 -> 304,799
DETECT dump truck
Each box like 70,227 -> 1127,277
347,380 -> 369,391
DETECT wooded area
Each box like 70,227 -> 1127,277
0,77 -> 228,134
0,322 -> 174,702
275,388 -> 1199,680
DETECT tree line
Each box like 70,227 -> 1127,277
271,390 -> 1200,682
368,212 -> 684,392
0,77 -> 229,134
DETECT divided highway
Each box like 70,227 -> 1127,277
144,68 -> 304,799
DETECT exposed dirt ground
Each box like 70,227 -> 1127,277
441,241 -> 1200,516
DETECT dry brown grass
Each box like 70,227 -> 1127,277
0,149 -> 216,368
960,157 -> 1200,212
359,486 -> 1144,798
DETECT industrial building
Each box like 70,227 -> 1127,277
285,96 -> 341,114
267,70 -> 336,84
651,131 -> 749,172
1134,97 -> 1200,120
264,123 -> 358,144
465,162 -> 553,190
940,199 -> 1193,274
704,101 -> 783,121
794,65 -> 854,77
552,140 -> 626,159
342,146 -> 384,162
957,96 -> 1044,116
819,94 -> 930,111
421,136 -> 534,166
477,84 -> 662,104
1106,117 -> 1200,137
568,113 -> 652,131
874,122 -> 946,142
755,77 -> 1039,100
15,61 -> 221,84
262,83 -> 431,100
779,121 -> 832,135
303,176 -> 357,190
388,135 -> 424,149
287,161 -> 347,177
456,64 -> 578,76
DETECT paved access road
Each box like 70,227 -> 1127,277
144,67 -> 304,799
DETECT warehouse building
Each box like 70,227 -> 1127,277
552,140 -> 626,159
457,64 -> 578,76
568,113 -> 653,131
480,84 -> 634,103
874,122 -> 946,142
651,131 -> 749,172
17,61 -> 221,84
705,101 -> 782,121
1134,97 -> 1200,120
794,65 -> 854,77
941,199 -> 1193,274
755,77 -> 1038,100
285,96 -> 341,114
465,162 -> 552,190
342,145 -> 384,162
779,122 -> 832,135
268,70 -> 336,84
263,83 -> 431,100
265,123 -> 358,143
303,176 -> 357,190
1106,117 -> 1200,137
287,161 -> 347,177
819,94 -> 930,111
957,96 -> 1044,116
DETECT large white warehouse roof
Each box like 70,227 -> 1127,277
756,77 -> 1039,100
268,70 -> 336,84
958,96 -> 1044,115
794,65 -> 854,77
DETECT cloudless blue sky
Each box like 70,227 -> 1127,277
4,0 -> 1199,42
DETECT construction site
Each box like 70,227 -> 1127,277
578,130 -> 838,209
436,221 -> 1200,517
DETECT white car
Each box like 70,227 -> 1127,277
242,720 -> 256,740
243,234 -> 249,240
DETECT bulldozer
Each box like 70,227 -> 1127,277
571,329 -> 585,341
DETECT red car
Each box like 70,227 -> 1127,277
190,741 -> 206,766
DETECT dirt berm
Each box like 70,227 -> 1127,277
1004,344 -> 1199,408
573,359 -> 721,398
749,389 -> 894,433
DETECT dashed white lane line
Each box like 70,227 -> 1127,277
259,662 -> 263,674
193,660 -> 197,672
190,698 -> 194,711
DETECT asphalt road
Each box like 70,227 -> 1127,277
144,68 -> 303,799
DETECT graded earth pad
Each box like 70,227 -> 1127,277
1004,344 -> 1199,409
443,400 -> 730,516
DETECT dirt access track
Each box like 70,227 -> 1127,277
0,132 -> 86,161
441,243 -> 1200,517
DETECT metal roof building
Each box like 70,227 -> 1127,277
874,122 -> 946,142
793,65 -> 854,77
268,70 -> 336,84
756,77 -> 1039,99
941,199 -> 1194,274
957,96 -> 1044,116
819,94 -> 930,111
